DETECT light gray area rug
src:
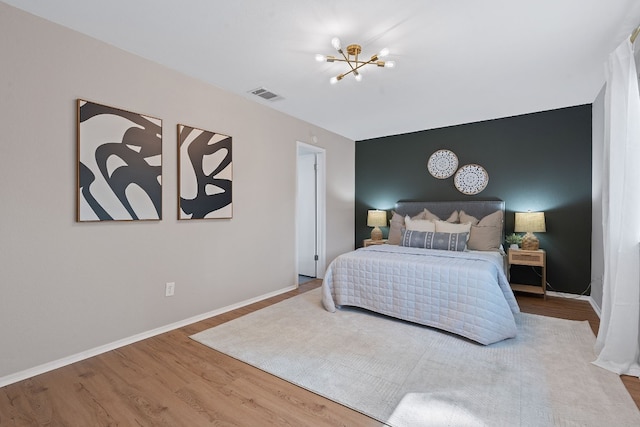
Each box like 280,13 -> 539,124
191,289 -> 640,426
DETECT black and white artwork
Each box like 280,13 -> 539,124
178,124 -> 232,219
77,100 -> 162,221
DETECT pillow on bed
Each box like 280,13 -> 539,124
478,210 -> 503,228
460,210 -> 502,227
404,215 -> 436,232
445,210 -> 459,223
388,210 -> 426,245
465,210 -> 504,251
400,229 -> 468,251
422,208 -> 440,221
434,220 -> 472,234
459,210 -> 480,225
424,208 -> 458,223
389,208 -> 460,245
467,225 -> 502,251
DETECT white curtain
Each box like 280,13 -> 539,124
593,38 -> 640,377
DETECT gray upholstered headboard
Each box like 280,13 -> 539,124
394,200 -> 506,242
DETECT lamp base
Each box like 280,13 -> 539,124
371,226 -> 383,241
521,232 -> 540,250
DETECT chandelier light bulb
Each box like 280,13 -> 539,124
317,38 -> 395,83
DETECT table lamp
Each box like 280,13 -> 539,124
514,211 -> 546,250
367,210 -> 387,241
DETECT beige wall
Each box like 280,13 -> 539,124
0,3 -> 354,380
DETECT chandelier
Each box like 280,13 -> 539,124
316,37 -> 395,84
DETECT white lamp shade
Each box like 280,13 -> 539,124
514,212 -> 546,233
367,210 -> 387,227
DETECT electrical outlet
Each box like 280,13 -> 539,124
165,282 -> 175,297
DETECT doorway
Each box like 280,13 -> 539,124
296,142 -> 326,284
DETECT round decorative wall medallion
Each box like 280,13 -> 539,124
454,164 -> 489,195
427,149 -> 458,179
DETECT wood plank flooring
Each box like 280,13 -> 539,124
1,281 -> 638,426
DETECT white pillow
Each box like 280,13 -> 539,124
434,220 -> 471,234
388,211 -> 426,245
405,215 -> 436,232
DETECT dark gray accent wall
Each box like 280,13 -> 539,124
355,105 -> 592,295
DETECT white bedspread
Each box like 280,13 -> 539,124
322,245 -> 520,345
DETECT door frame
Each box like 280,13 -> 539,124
296,141 -> 326,282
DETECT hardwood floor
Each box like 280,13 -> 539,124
1,281 -> 639,426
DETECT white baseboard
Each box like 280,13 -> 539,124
588,298 -> 602,318
546,290 -> 601,318
0,284 -> 297,388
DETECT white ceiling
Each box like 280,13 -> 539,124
5,0 -> 640,140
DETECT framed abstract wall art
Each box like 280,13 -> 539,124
178,124 -> 232,219
76,99 -> 162,221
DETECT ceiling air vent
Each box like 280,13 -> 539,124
248,87 -> 283,101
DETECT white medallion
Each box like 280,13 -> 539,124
454,164 -> 489,195
427,149 -> 458,179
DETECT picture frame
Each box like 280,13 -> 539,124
76,99 -> 163,221
177,124 -> 233,219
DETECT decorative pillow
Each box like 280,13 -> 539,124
434,220 -> 472,234
424,208 -> 458,223
477,210 -> 503,228
466,210 -> 503,251
404,215 -> 435,232
422,208 -> 441,221
400,229 -> 468,252
388,210 -> 426,245
445,210 -> 459,223
467,225 -> 502,251
459,210 -> 479,225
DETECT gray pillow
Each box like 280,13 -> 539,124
400,229 -> 468,252
388,210 -> 426,245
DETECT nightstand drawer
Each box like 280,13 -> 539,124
508,250 -> 544,266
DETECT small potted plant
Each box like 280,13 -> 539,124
505,233 -> 522,250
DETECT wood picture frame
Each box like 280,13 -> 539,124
177,124 -> 232,219
76,99 -> 162,221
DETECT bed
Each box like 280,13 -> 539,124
322,200 -> 520,345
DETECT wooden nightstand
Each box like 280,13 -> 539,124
363,238 -> 388,247
508,248 -> 546,299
